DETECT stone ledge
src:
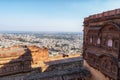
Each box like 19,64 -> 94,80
24,68 -> 91,80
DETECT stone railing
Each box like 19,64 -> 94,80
0,60 -> 32,76
44,57 -> 83,72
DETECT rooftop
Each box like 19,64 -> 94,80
84,8 -> 120,22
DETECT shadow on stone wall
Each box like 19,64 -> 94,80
0,46 -> 91,80
0,45 -> 42,77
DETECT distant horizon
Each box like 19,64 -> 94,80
0,30 -> 83,33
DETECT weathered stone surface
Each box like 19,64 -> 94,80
0,45 -> 48,77
83,8 -> 120,80
0,57 -> 91,80
27,46 -> 48,64
0,45 -> 91,80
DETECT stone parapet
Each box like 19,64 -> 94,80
84,9 -> 120,22
0,45 -> 48,77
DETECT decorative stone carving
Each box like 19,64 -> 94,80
83,8 -> 120,80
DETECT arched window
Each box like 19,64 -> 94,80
97,38 -> 100,44
107,39 -> 112,47
114,40 -> 119,49
90,37 -> 92,43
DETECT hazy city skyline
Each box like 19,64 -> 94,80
0,0 -> 120,32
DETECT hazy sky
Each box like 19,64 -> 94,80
0,0 -> 120,32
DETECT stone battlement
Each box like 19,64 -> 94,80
84,8 -> 120,22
